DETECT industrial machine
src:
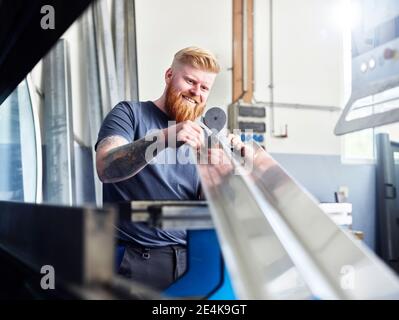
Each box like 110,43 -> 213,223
335,0 -> 399,135
333,0 -> 399,277
376,134 -> 399,274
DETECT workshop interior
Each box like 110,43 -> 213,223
1,0 -> 399,299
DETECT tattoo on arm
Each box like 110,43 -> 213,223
97,134 -> 165,183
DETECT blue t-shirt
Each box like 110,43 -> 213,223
95,101 -> 201,247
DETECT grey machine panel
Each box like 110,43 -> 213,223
335,0 -> 399,135
376,133 -> 399,273
196,124 -> 399,299
0,201 -> 162,299
0,200 -> 213,299
0,201 -> 115,286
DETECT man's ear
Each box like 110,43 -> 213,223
165,68 -> 173,84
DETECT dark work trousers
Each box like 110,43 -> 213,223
117,242 -> 187,291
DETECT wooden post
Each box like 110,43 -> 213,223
232,0 -> 254,103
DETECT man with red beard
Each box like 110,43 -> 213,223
95,47 -> 220,290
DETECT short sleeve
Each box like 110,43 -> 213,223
95,101 -> 136,151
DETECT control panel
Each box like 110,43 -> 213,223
335,0 -> 399,135
351,0 -> 399,92
228,103 -> 266,147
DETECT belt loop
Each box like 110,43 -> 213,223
142,247 -> 150,259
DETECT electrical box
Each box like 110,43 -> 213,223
228,102 -> 266,147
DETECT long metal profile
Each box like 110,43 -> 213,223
196,136 -> 399,299
113,0 -> 126,100
42,40 -> 76,205
94,0 -> 119,114
82,6 -> 105,206
126,0 -> 139,101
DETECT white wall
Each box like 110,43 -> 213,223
135,0 -> 232,110
255,0 -> 345,105
254,0 -> 346,155
136,0 -> 346,156
265,108 -> 342,155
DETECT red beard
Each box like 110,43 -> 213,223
165,85 -> 206,122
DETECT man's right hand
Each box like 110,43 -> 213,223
163,120 -> 204,150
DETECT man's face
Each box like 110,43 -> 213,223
165,64 -> 216,122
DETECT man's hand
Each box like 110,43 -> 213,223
227,133 -> 245,155
163,120 -> 204,150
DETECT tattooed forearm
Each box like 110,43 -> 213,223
97,133 -> 165,183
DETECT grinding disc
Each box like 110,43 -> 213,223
203,107 -> 226,132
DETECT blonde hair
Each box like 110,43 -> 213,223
172,46 -> 220,74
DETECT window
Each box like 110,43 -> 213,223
342,122 -> 399,163
0,80 -> 39,202
342,128 -> 375,163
